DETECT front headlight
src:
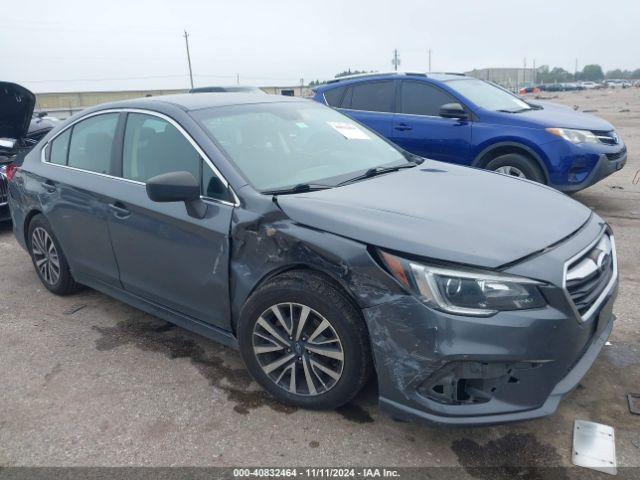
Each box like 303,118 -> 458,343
379,251 -> 547,316
546,127 -> 599,144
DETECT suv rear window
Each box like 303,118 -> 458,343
343,81 -> 394,113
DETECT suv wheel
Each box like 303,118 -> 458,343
238,271 -> 372,410
485,153 -> 545,183
28,214 -> 81,295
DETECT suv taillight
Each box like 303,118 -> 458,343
5,164 -> 17,182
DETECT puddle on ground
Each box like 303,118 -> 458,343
93,315 -> 296,415
451,433 -> 567,480
336,403 -> 374,423
93,315 -> 374,421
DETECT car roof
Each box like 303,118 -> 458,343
92,92 -> 306,113
314,72 -> 468,90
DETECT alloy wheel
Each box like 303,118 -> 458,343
252,302 -> 344,396
31,227 -> 60,286
495,165 -> 526,178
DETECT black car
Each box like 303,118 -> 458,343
7,93 -> 618,425
189,86 -> 265,94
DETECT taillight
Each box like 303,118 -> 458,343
5,164 -> 17,182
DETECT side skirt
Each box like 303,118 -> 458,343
74,272 -> 238,349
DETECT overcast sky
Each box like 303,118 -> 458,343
2,0 -> 638,93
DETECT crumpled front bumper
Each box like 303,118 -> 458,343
362,274 -> 617,426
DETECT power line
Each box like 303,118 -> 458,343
21,74 -> 188,83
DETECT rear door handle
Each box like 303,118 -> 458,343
40,181 -> 56,193
394,123 -> 413,132
108,202 -> 131,219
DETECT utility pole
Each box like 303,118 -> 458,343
428,49 -> 432,72
236,73 -> 240,85
575,58 -> 578,80
300,78 -> 304,96
391,49 -> 401,71
183,30 -> 194,89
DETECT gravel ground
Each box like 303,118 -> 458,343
0,88 -> 639,475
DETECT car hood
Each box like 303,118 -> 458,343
276,162 -> 592,269
0,82 -> 36,139
503,101 -> 614,131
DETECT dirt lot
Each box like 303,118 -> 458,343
1,88 -> 639,474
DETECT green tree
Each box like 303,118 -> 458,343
539,66 -> 572,83
606,69 -> 623,79
334,69 -> 374,78
581,64 -> 604,81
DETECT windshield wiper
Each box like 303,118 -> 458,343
263,183 -> 332,195
336,163 -> 416,187
497,107 -> 532,114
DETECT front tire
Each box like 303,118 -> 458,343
28,214 -> 81,295
238,271 -> 372,410
485,153 -> 545,183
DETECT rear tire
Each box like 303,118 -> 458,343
238,271 -> 372,410
485,153 -> 545,184
27,214 -> 81,295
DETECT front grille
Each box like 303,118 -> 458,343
592,130 -> 619,146
606,145 -> 627,161
0,173 -> 8,206
565,233 -> 616,318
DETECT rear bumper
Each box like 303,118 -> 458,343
363,281 -> 617,426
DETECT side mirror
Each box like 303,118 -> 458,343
0,138 -> 17,150
146,171 -> 207,219
439,103 -> 468,120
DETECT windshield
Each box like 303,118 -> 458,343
447,79 -> 532,112
193,101 -> 408,191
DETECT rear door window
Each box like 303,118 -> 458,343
67,113 -> 119,174
342,81 -> 395,113
399,81 -> 457,116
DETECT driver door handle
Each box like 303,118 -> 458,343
394,123 -> 412,132
108,202 -> 131,219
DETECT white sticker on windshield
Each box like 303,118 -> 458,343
327,122 -> 370,140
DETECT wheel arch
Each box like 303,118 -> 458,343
22,208 -> 43,248
472,142 -> 550,184
234,264 -> 365,335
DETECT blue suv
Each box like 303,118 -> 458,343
312,72 -> 627,191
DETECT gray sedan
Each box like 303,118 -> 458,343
6,93 -> 617,425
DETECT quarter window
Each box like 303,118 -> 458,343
323,86 -> 347,107
343,81 -> 395,113
399,81 -> 457,116
49,128 -> 71,165
67,113 -> 119,174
